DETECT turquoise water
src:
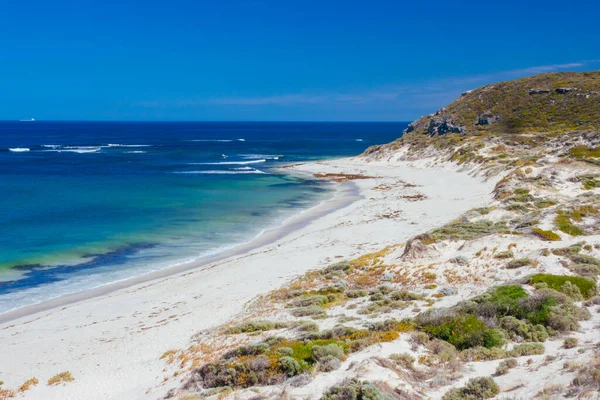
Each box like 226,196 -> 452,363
0,121 -> 405,312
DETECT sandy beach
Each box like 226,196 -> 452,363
0,156 -> 494,400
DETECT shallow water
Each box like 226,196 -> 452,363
0,121 -> 406,312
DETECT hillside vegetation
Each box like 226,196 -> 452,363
403,71 -> 600,136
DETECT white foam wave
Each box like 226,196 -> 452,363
189,159 -> 266,165
356,139 -> 363,142
41,144 -> 61,148
233,166 -> 254,171
9,148 -> 30,152
174,170 -> 266,175
240,154 -> 282,160
125,151 -> 147,154
46,146 -> 102,153
189,139 -> 234,142
237,138 -> 245,141
106,144 -> 151,147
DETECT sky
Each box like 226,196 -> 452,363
1,0 -> 599,121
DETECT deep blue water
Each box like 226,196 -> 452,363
0,121 -> 405,313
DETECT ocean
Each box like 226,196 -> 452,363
0,121 -> 405,313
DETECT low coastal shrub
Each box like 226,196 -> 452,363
418,313 -> 504,350
506,258 -> 531,269
346,289 -> 368,298
320,378 -> 394,400
441,377 -> 500,400
494,358 -> 518,376
499,316 -> 548,342
430,220 -> 506,242
564,337 -> 579,349
290,305 -> 326,318
389,290 -> 422,301
555,215 -> 585,236
460,343 -> 545,361
389,353 -> 415,369
570,354 -> 600,391
18,378 -> 38,392
494,250 -> 514,259
532,227 -> 561,241
529,274 -> 597,299
225,320 -> 289,334
47,372 -> 74,386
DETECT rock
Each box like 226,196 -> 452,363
334,279 -> 349,288
528,89 -> 551,95
476,113 -> 502,126
461,90 -> 473,96
450,255 -> 469,265
381,271 -> 394,281
427,117 -> 466,135
401,234 -> 439,261
556,87 -> 577,94
439,287 -> 457,296
404,122 -> 417,133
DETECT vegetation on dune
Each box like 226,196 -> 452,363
532,227 -> 561,241
529,274 -> 597,299
442,377 -> 500,400
320,379 -> 394,400
47,371 -> 74,386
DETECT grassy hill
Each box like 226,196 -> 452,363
404,71 -> 600,136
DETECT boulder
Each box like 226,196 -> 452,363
556,87 -> 577,94
476,113 -> 502,126
427,117 -> 466,135
528,89 -> 551,95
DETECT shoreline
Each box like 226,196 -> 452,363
0,171 -> 359,324
0,156 -> 495,400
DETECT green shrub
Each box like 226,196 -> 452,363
221,343 -> 269,359
462,285 -> 528,319
278,357 -> 302,377
294,320 -> 320,332
225,320 -> 288,334
389,291 -> 422,301
346,289 -> 368,298
311,344 -> 345,362
494,358 -> 518,376
563,337 -> 579,349
561,281 -> 584,301
420,314 -> 505,350
532,227 -> 561,241
277,347 -> 293,356
506,258 -> 531,269
320,378 -> 394,400
430,220 -> 506,241
510,342 -> 545,356
494,250 -> 514,259
290,306 -> 327,318
323,261 -> 352,274
555,215 -> 585,236
535,199 -> 557,208
499,316 -> 548,342
529,274 -> 597,299
291,295 -> 330,308
441,377 -> 500,400
389,353 -> 415,369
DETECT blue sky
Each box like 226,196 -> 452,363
1,0 -> 599,121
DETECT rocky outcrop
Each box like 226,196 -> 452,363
528,89 -> 551,95
427,117 -> 466,135
476,113 -> 502,126
556,87 -> 576,94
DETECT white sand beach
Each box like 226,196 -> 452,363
0,156 -> 494,400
